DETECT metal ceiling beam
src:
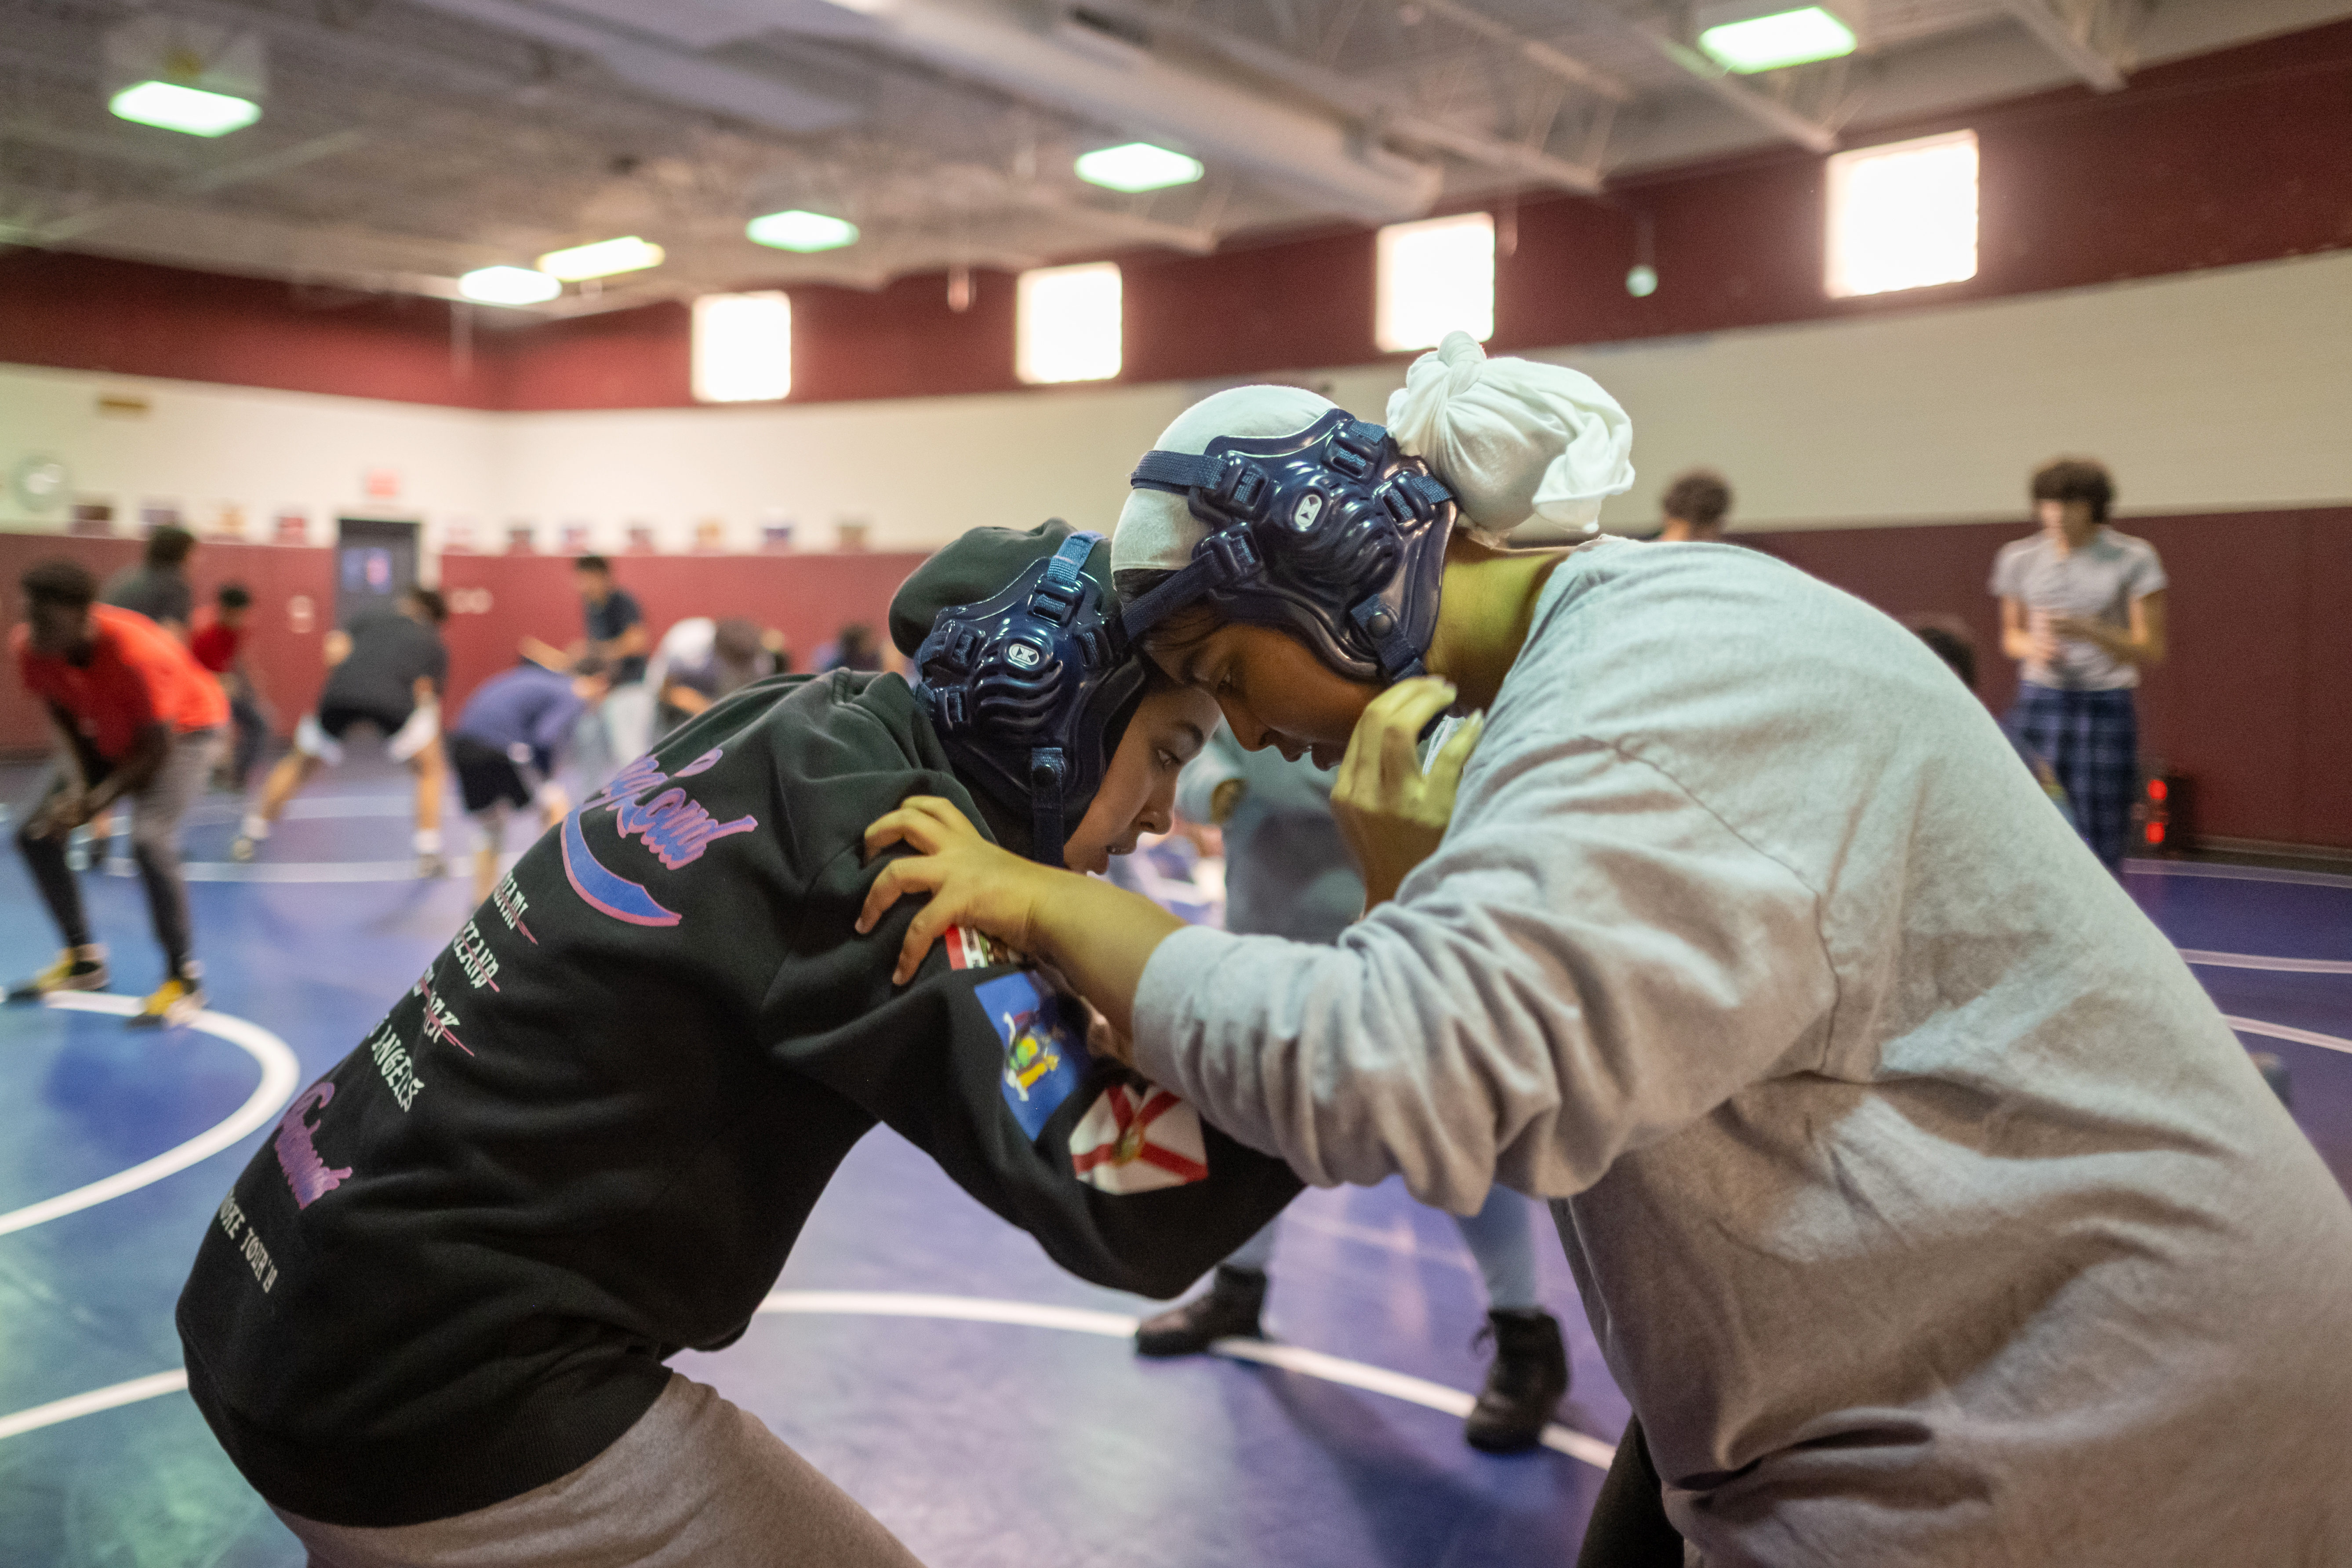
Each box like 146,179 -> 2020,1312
1080,0 -> 1605,193
1995,0 -> 2130,91
1382,115 -> 1604,194
1026,198 -> 1218,254
1410,0 -> 1632,103
773,0 -> 1440,222
403,0 -> 866,133
25,129 -> 372,244
1601,18 -> 1839,154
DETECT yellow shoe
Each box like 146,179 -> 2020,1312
7,946 -> 109,1003
128,975 -> 205,1030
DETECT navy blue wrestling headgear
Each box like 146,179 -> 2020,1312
907,529 -> 1144,864
1120,408 -> 1458,684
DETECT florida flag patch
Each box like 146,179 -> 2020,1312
1068,1084 -> 1210,1194
943,925 -> 1002,971
978,971 -> 1087,1139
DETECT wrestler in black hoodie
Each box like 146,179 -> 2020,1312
175,524 -> 1300,1528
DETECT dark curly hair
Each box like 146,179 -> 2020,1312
2030,458 -> 2114,524
1661,469 -> 1732,531
21,558 -> 98,611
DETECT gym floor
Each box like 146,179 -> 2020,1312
3,756 -> 2345,1568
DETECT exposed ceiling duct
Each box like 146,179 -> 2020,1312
402,0 -> 867,134
759,0 -> 1443,223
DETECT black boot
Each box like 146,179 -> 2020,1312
1465,1307 -> 1570,1452
1134,1265 -> 1266,1357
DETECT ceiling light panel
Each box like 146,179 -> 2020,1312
1074,142 -> 1204,193
108,80 -> 262,137
459,265 -> 563,305
537,236 -> 666,280
746,210 -> 861,252
102,15 -> 266,136
1698,7 -> 1858,73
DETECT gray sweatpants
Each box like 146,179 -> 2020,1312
273,1374 -> 927,1568
17,727 -> 219,975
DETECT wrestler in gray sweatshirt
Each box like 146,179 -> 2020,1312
1134,537 -> 2352,1565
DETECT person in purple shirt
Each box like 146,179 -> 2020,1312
447,657 -> 611,901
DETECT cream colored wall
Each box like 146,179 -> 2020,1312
0,365 -> 497,553
1543,247 -> 2352,534
492,379 -> 1200,554
4,249 -> 2347,563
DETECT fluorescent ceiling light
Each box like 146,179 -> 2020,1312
459,265 -> 563,306
1698,7 -> 1856,73
1074,142 -> 1204,194
108,80 -> 260,137
747,210 -> 860,253
1374,211 -> 1495,353
537,236 -> 665,281
694,292 -> 793,403
1825,130 -> 1979,298
1016,262 -> 1122,385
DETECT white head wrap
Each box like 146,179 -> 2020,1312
1110,334 -> 1635,575
1384,331 -> 1635,542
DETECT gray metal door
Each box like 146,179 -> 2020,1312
334,517 -> 418,629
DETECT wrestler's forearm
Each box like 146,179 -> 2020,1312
1028,875 -> 1185,1043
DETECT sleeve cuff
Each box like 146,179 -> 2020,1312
1131,924 -> 1240,1090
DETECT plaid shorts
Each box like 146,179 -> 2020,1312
2008,683 -> 2138,869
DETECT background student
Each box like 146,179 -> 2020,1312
446,655 -> 611,902
1992,456 -> 2167,872
1135,728 -> 1570,1453
101,524 -> 198,643
190,582 -> 270,793
9,558 -> 226,1026
236,586 -> 450,876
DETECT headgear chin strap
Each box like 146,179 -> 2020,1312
910,530 -> 1142,864
1121,408 -> 1457,683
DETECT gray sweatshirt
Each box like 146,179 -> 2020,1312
1134,538 -> 2352,1564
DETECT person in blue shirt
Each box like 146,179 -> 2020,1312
447,657 -> 611,902
1135,728 -> 1571,1452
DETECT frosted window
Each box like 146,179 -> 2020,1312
1017,263 -> 1123,385
1375,212 -> 1495,353
693,292 -> 792,404
1825,131 -> 1979,299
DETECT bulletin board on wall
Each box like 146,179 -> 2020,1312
0,533 -> 334,757
434,550 -> 934,717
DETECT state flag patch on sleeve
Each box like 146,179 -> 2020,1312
943,924 -> 999,971
1068,1084 -> 1210,1193
978,971 -> 1087,1139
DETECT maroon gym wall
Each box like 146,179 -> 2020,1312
0,534 -> 334,753
1742,506 -> 2352,851
5,518 -> 2342,850
433,550 -> 930,717
3,18 -> 2346,411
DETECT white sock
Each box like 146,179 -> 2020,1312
240,814 -> 270,840
414,828 -> 443,855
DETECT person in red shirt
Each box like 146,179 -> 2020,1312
9,558 -> 228,1026
191,582 -> 269,791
